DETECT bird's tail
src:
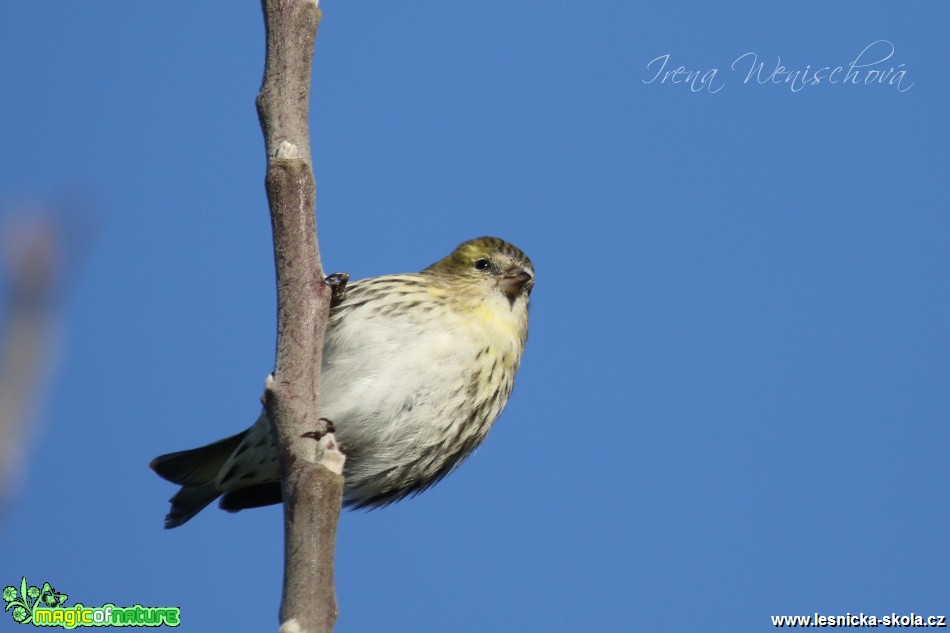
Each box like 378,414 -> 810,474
149,430 -> 248,529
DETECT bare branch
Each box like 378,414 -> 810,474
257,1 -> 344,631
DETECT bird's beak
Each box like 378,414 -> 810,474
500,267 -> 533,300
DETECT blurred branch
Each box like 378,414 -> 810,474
256,1 -> 345,632
0,215 -> 60,507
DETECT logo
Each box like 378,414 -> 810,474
3,577 -> 180,628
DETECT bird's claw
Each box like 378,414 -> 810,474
302,418 -> 336,441
326,273 -> 349,307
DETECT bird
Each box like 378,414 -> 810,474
150,236 -> 534,528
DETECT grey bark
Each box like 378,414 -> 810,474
256,2 -> 345,632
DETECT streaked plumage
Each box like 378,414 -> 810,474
150,237 -> 534,528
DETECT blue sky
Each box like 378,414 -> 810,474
2,2 -> 948,631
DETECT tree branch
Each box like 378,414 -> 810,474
256,1 -> 344,632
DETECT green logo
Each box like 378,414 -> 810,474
3,577 -> 180,628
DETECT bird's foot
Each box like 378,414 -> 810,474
326,273 -> 349,307
302,418 -> 336,441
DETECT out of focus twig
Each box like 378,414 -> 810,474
0,214 -> 62,507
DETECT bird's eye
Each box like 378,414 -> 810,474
473,258 -> 491,271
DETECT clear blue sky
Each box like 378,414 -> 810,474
2,2 -> 948,631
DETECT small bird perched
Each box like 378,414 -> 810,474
150,237 -> 534,528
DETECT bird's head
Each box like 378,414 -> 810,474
424,237 -> 534,307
